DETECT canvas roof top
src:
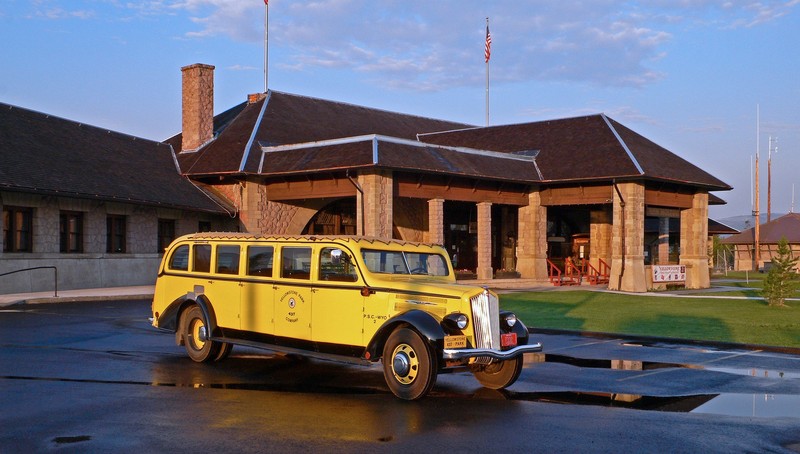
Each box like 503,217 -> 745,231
0,102 -> 229,213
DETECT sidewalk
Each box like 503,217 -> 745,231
0,285 -> 155,307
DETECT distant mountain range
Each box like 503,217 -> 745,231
716,213 -> 787,232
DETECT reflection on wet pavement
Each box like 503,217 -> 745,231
692,394 -> 800,418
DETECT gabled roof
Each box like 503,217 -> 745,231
418,114 -> 732,191
258,135 -> 540,183
0,102 -> 229,213
173,91 -> 473,177
721,212 -> 800,244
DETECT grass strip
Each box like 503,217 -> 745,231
501,290 -> 800,348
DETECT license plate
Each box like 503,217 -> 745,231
501,332 -> 517,347
444,335 -> 467,349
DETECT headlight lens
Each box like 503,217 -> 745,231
504,313 -> 517,328
444,313 -> 469,330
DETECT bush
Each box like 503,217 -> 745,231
761,236 -> 798,307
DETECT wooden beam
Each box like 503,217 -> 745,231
539,185 -> 613,206
644,189 -> 694,209
264,177 -> 356,200
395,176 -> 528,205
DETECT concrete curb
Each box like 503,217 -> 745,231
3,293 -> 155,307
531,327 -> 800,356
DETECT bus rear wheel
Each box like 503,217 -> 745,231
181,305 -> 220,363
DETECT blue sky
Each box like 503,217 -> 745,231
2,0 -> 799,220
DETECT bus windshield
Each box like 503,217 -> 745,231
361,249 -> 449,276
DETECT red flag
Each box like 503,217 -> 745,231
264,0 -> 268,4
484,25 -> 492,63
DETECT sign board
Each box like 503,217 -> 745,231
652,265 -> 686,283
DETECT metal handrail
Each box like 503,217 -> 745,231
0,266 -> 58,297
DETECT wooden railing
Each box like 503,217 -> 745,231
547,259 -> 581,286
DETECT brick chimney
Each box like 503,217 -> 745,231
181,63 -> 215,151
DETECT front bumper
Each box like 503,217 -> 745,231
442,342 -> 543,361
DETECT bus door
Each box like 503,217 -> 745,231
274,246 -> 312,341
312,246 -> 364,347
240,245 -> 275,334
193,243 -> 241,329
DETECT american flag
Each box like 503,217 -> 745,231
484,25 -> 492,63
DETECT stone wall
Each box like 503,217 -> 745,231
1,191 -> 234,293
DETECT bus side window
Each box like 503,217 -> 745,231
319,248 -> 357,282
281,247 -> 311,280
248,246 -> 274,277
216,245 -> 240,275
193,244 -> 211,273
169,245 -> 189,271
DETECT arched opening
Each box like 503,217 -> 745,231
302,198 -> 357,235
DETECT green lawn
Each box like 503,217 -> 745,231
501,290 -> 800,349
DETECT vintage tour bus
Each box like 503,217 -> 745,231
151,233 -> 542,400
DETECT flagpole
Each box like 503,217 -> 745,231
485,17 -> 490,127
264,0 -> 269,92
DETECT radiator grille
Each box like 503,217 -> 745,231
470,289 -> 500,364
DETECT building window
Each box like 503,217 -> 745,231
60,211 -> 84,253
3,206 -> 33,253
198,221 -> 212,232
107,215 -> 127,253
158,219 -> 176,253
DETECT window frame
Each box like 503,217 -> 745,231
3,206 -> 33,253
106,215 -> 127,254
59,211 -> 84,253
157,219 -> 176,253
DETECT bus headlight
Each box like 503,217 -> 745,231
504,313 -> 517,328
444,313 -> 469,330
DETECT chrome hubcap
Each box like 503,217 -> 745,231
390,343 -> 418,384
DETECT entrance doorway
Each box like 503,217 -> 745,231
443,201 -> 518,273
302,198 -> 357,235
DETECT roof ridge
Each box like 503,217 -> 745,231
601,113 -> 644,176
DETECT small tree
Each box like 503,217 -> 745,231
761,236 -> 798,307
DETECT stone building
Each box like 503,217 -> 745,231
0,102 -> 237,293
171,63 -> 732,292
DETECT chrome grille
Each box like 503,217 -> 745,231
470,289 -> 500,364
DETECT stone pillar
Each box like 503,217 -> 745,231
680,192 -> 710,289
589,207 -> 612,271
658,217 -> 670,264
427,198 -> 444,245
181,63 -> 215,151
358,170 -> 393,239
476,202 -> 493,280
608,182 -> 646,292
516,192 -> 549,280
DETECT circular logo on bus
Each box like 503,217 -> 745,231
288,298 -> 296,309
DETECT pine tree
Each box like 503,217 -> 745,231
761,236 -> 798,307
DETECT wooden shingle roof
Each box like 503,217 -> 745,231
173,91 -> 473,177
721,213 -> 800,244
418,114 -> 732,191
0,102 -> 228,213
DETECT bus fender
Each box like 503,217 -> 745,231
156,293 -> 219,346
363,310 -> 445,363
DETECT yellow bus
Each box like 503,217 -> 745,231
151,233 -> 542,400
